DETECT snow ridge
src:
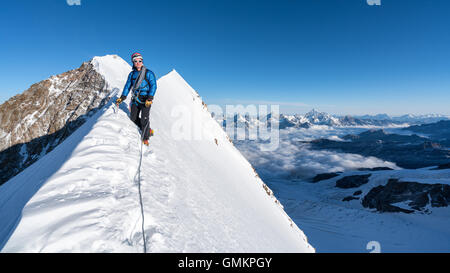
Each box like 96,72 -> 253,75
0,55 -> 314,253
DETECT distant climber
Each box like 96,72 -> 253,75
116,53 -> 157,146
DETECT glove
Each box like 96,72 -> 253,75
116,96 -> 126,106
145,100 -> 153,107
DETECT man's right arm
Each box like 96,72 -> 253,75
121,72 -> 133,99
116,72 -> 132,105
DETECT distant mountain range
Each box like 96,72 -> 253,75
213,109 -> 450,129
403,120 -> 450,147
354,113 -> 450,124
214,109 -> 450,129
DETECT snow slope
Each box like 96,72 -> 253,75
0,55 -> 313,253
276,167 -> 450,252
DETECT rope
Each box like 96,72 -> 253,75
114,90 -> 149,253
120,98 -> 150,253
137,112 -> 150,253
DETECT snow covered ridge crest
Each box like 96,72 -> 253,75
0,59 -> 113,186
0,55 -> 314,252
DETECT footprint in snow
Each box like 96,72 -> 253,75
143,148 -> 154,158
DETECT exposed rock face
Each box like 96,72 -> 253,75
362,179 -> 450,213
311,172 -> 341,183
353,190 -> 362,196
342,196 -> 359,202
335,174 -> 372,189
357,167 -> 394,172
0,61 -> 113,185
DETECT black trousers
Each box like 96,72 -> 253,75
130,102 -> 152,140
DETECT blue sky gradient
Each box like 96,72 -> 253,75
0,0 -> 449,115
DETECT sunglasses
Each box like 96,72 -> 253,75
133,60 -> 143,63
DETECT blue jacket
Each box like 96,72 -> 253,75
121,68 -> 157,99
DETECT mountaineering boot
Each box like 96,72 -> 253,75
143,139 -> 149,146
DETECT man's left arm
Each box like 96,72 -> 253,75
148,71 -> 157,99
145,71 -> 157,107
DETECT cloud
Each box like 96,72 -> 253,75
67,0 -> 81,6
367,0 -> 381,6
233,126 -> 399,181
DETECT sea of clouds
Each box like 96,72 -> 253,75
233,126 -> 402,182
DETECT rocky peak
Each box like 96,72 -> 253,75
0,59 -> 115,185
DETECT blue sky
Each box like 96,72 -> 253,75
0,0 -> 449,115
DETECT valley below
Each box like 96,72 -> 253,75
229,119 -> 450,252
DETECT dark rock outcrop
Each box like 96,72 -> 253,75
357,167 -> 394,172
353,190 -> 362,196
335,174 -> 372,189
362,179 -> 450,213
311,172 -> 341,183
342,196 -> 359,202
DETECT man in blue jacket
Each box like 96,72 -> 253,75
116,53 -> 157,146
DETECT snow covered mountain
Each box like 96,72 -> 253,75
0,55 -> 313,253
304,109 -> 341,126
0,59 -> 120,185
214,109 -> 406,131
215,109 -> 450,131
